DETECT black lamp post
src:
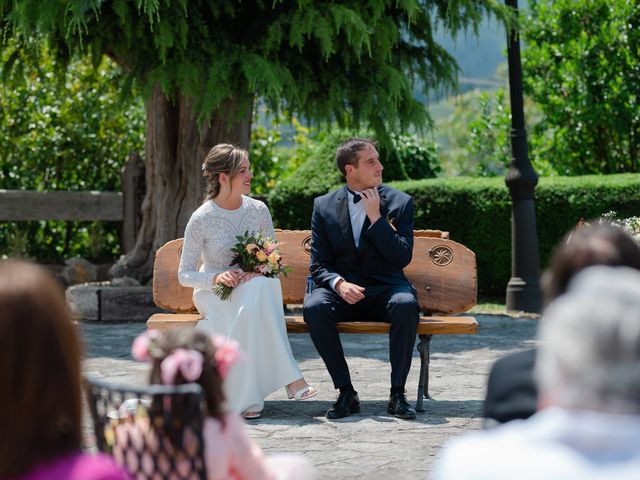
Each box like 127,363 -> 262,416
504,0 -> 542,313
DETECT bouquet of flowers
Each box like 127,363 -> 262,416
213,231 -> 291,301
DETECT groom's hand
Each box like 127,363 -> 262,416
360,188 -> 381,224
336,279 -> 365,304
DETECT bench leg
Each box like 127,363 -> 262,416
415,334 -> 433,412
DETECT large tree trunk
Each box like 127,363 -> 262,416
110,85 -> 253,282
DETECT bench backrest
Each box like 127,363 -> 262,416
153,229 -> 476,315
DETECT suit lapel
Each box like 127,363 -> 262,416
336,186 -> 358,257
378,185 -> 389,221
358,185 -> 389,259
357,216 -> 371,258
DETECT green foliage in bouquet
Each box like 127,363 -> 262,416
213,231 -> 291,301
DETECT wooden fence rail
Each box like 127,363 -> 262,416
0,154 -> 144,253
0,190 -> 123,221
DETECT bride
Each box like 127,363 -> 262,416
178,143 -> 316,419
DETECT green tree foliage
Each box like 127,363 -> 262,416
249,110 -> 315,196
248,118 -> 283,197
0,46 -> 144,259
387,132 -> 440,180
436,86 -> 552,177
522,0 -> 640,174
2,0 -> 511,136
437,89 -> 511,176
1,0 -> 512,279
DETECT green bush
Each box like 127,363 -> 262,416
268,131 -> 342,229
522,0 -> 640,174
270,173 -> 640,295
249,118 -> 284,196
0,48 -> 145,261
387,133 -> 440,180
270,130 -> 441,227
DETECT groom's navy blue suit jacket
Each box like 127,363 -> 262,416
309,184 -> 414,289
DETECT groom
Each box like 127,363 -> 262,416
303,137 -> 419,420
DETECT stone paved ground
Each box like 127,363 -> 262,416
81,314 -> 538,480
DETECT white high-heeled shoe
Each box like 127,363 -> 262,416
285,384 -> 317,401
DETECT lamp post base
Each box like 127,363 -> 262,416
506,276 -> 542,314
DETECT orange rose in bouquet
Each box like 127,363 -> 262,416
213,231 -> 291,301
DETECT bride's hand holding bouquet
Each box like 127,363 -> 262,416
213,231 -> 291,301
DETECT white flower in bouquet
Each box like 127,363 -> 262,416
599,211 -> 640,244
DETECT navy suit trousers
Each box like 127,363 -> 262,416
303,284 -> 419,390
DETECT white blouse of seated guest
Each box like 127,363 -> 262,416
178,196 -> 275,291
432,406 -> 640,480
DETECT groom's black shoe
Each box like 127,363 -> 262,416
387,392 -> 416,420
327,390 -> 360,419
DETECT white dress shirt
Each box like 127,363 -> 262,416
330,189 -> 367,291
348,189 -> 367,247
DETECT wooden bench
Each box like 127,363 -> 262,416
148,229 -> 478,412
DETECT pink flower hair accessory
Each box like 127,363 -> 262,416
131,330 -> 160,361
160,349 -> 204,385
211,335 -> 244,379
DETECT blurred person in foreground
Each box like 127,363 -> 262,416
122,328 -> 314,480
433,265 -> 640,480
0,260 -> 129,480
483,223 -> 640,426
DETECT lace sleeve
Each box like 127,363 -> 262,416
259,203 -> 276,238
178,217 -> 220,290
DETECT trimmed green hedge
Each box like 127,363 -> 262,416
269,173 -> 640,295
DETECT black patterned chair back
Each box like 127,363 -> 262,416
85,377 -> 207,480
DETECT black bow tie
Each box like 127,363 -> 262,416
347,189 -> 361,204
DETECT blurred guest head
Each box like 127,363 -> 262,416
0,260 -> 82,477
132,328 -> 228,421
536,266 -> 640,414
542,222 -> 640,303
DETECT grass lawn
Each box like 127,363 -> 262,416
470,296 -> 541,319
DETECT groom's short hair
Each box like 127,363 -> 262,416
336,137 -> 377,176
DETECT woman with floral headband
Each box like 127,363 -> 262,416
178,143 -> 315,419
127,328 -> 314,480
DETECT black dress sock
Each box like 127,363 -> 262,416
339,384 -> 356,394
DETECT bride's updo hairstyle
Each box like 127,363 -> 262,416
202,143 -> 248,200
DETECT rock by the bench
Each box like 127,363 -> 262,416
66,283 -> 166,322
66,283 -> 102,321
111,276 -> 141,287
62,257 -> 99,285
100,286 -> 165,322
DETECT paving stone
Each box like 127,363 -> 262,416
80,315 -> 538,479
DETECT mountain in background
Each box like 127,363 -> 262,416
426,18 -> 508,104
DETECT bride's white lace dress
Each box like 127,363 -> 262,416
178,196 -> 302,413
